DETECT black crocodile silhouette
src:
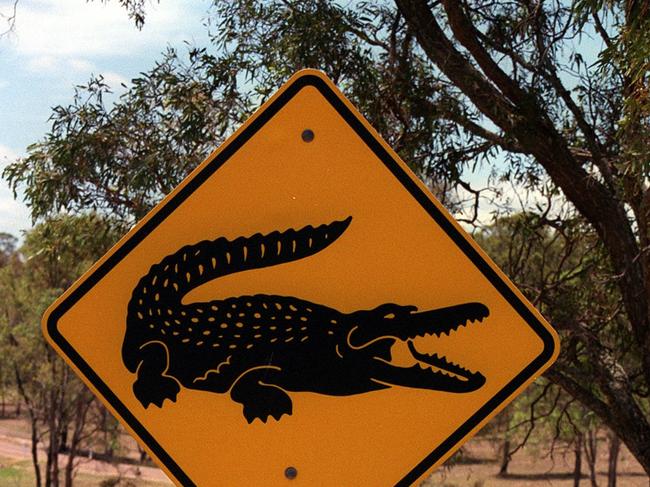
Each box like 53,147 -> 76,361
122,217 -> 489,423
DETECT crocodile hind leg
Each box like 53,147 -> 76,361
132,342 -> 181,408
230,368 -> 292,423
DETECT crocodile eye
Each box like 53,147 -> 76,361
384,313 -> 395,319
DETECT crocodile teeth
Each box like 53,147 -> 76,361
407,341 -> 479,380
423,303 -> 489,338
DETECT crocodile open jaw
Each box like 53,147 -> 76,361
399,303 -> 488,389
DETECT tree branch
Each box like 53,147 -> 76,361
394,0 -> 519,132
545,368 -> 612,424
395,0 -> 648,376
441,0 -> 530,107
0,0 -> 18,38
442,111 -> 524,153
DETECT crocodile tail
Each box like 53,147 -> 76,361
129,216 -> 352,307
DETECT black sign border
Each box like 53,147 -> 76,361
46,73 -> 557,487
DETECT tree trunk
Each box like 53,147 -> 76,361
499,438 -> 510,476
63,431 -> 75,487
138,443 -> 148,464
60,429 -> 68,453
394,0 -> 650,475
65,393 -> 93,487
574,433 -> 583,487
584,429 -> 599,487
46,388 -> 59,487
30,413 -> 42,487
607,432 -> 620,487
14,365 -> 41,487
101,406 -> 115,458
63,459 -> 73,487
1,377 -> 5,418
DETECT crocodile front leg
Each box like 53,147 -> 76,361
230,368 -> 293,423
132,342 -> 181,408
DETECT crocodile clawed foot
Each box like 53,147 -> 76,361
133,374 -> 181,408
243,390 -> 293,424
231,369 -> 293,423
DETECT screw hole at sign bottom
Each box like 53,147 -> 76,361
301,129 -> 314,142
285,466 -> 298,480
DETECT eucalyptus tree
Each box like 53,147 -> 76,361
0,215 -> 122,487
5,0 -> 650,474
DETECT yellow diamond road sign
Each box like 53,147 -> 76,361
43,70 -> 559,486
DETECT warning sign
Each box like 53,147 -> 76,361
43,70 -> 558,486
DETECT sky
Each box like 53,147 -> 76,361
0,0 -> 212,238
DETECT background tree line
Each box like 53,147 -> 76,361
1,0 -> 650,484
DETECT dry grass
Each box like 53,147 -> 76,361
422,437 -> 648,486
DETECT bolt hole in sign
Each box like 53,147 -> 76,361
43,70 -> 558,487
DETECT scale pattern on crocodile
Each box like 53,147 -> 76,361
122,217 -> 489,423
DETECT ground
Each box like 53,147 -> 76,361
0,416 -> 171,486
0,415 -> 647,485
424,438 -> 648,487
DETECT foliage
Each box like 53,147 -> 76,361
4,0 -> 650,476
0,214 -> 122,487
4,61 -> 249,221
91,0 -> 156,30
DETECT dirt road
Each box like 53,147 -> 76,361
0,428 -> 171,484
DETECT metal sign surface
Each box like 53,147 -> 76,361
43,70 -> 558,486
